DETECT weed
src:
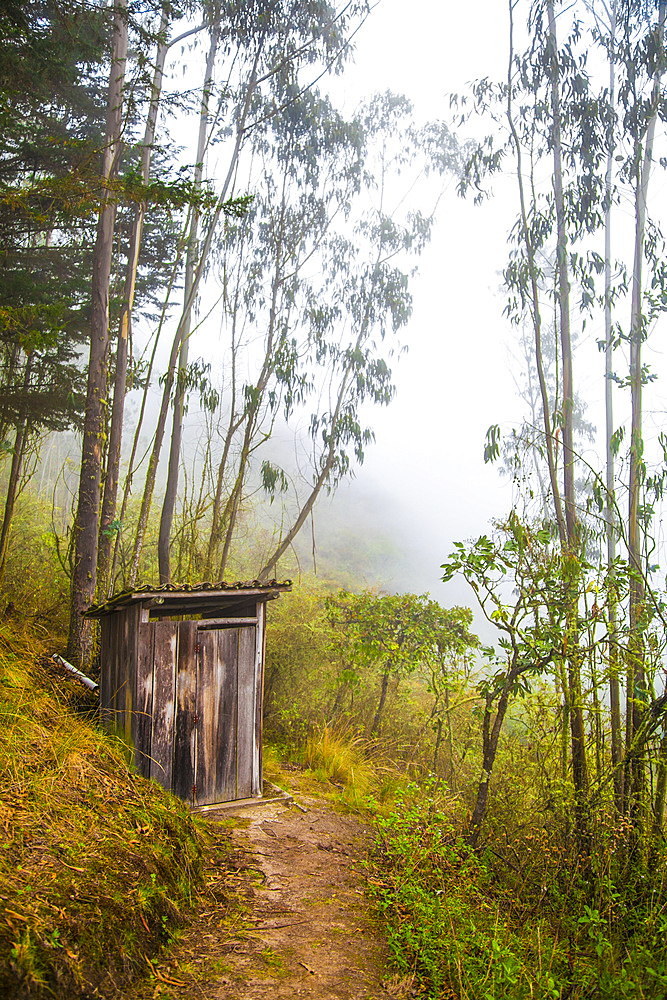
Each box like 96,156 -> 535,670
366,778 -> 667,999
260,946 -> 288,977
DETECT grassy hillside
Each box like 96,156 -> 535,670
0,625 -> 205,998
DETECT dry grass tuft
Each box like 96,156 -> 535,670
302,723 -> 376,802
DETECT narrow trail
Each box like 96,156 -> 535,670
127,794 -> 411,1000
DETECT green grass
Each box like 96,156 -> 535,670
0,624 -> 206,998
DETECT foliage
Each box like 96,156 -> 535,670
325,589 -> 478,735
0,490 -> 71,630
264,577 -> 340,740
367,781 -> 667,1000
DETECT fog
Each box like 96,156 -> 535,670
306,0 -> 523,620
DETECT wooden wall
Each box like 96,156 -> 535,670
99,603 -> 265,805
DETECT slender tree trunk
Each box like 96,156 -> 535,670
602,3 -> 623,812
468,672 -> 517,847
257,236 -> 389,582
68,0 -> 127,667
626,0 -> 666,824
445,682 -> 456,790
108,234 -> 186,588
547,0 -> 589,849
652,729 -> 667,841
506,0 -> 567,548
370,668 -> 391,737
0,355 -> 33,589
257,362 -> 351,581
97,4 -> 170,596
158,21 -> 219,583
217,266 -> 283,580
432,716 -> 444,775
204,289 -> 243,577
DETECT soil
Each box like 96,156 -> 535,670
125,791 -> 414,1000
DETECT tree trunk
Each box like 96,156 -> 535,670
97,3 -> 170,597
468,671 -> 517,847
370,668 -> 391,737
602,2 -> 623,813
158,21 -> 219,584
547,0 -> 589,849
0,355 -> 33,589
67,0 -> 127,667
506,0 -> 567,548
626,0 -> 666,824
652,729 -> 667,841
216,265 -> 284,581
257,237 -> 389,582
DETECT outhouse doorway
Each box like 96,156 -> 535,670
85,582 -> 291,807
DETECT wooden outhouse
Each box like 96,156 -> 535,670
85,582 -> 291,807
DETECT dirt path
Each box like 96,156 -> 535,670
129,794 -> 410,1000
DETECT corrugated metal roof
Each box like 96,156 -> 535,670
84,580 -> 292,618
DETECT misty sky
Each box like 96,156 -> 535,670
316,0 -> 526,614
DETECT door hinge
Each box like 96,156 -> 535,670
192,713 -> 200,724
191,783 -> 197,799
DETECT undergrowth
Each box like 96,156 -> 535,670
267,722 -> 413,813
366,782 -> 667,999
0,624 -> 206,998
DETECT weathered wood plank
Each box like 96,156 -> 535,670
119,606 -> 131,743
135,622 -> 154,777
108,611 -> 119,732
218,627 -> 238,802
196,617 -> 258,629
237,626 -> 256,799
195,629 -> 217,805
173,621 -> 197,803
126,603 -> 141,753
150,622 -> 177,791
254,603 -> 266,796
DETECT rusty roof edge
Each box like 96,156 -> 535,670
84,580 -> 293,618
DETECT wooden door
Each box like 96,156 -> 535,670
192,625 -> 260,806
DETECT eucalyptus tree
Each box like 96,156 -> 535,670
467,0 -> 606,844
96,0 -> 173,596
456,0 -> 660,850
157,13 -> 221,585
125,0 -> 372,588
256,95 -> 456,582
618,0 -> 667,821
202,85 -> 366,581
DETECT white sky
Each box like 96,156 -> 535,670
314,0 -> 527,610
